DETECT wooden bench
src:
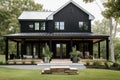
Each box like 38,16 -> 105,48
42,66 -> 78,75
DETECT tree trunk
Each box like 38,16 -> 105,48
109,18 -> 115,62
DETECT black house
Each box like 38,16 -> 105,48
4,0 -> 109,61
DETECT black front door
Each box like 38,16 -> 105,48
56,43 -> 67,58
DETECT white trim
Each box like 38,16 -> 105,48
47,0 -> 95,20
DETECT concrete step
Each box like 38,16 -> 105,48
38,59 -> 86,69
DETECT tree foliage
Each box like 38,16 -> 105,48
102,0 -> 120,20
83,0 -> 94,3
0,0 -> 43,54
92,19 -> 110,59
92,19 -> 110,34
83,0 -> 120,62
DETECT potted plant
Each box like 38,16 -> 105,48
70,46 -> 80,63
42,43 -> 53,63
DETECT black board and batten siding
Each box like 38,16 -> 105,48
19,3 -> 91,33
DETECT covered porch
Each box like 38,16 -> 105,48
4,32 -> 109,62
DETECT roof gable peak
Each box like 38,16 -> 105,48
47,0 -> 95,20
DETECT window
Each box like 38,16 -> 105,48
79,21 -> 88,31
28,24 -> 34,29
28,22 -> 46,31
35,22 -> 39,30
55,22 -> 60,30
40,22 -> 45,30
55,21 -> 65,30
60,22 -> 64,30
84,22 -> 88,30
79,22 -> 83,30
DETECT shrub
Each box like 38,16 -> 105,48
31,60 -> 35,64
22,60 -> 25,64
104,62 -> 111,69
86,60 -> 90,66
112,62 -> 120,68
6,61 -> 9,64
14,60 -> 16,64
0,61 -> 3,64
93,60 -> 102,67
89,55 -> 93,59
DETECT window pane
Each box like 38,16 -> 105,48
35,22 -> 39,30
55,22 -> 59,30
84,22 -> 88,30
79,22 -> 83,30
28,24 -> 33,29
26,44 -> 32,55
40,22 -> 45,30
60,22 -> 64,30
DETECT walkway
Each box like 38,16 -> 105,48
0,59 -> 86,70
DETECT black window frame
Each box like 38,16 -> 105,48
28,22 -> 46,31
55,21 -> 65,31
79,21 -> 89,31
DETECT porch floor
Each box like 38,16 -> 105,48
1,59 -> 86,69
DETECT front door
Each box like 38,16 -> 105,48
56,43 -> 67,58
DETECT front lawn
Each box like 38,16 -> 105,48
0,67 -> 120,80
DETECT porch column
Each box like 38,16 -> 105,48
38,43 -> 40,59
21,39 -> 25,59
31,43 -> 34,58
5,38 -> 8,62
49,39 -> 52,51
89,42 -> 93,56
98,42 -> 100,59
16,42 -> 19,59
60,43 -> 63,58
83,43 -> 85,59
106,38 -> 109,60
70,39 -> 73,52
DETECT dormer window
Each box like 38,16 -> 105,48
55,21 -> 65,30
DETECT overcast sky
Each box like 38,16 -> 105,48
34,0 -> 104,21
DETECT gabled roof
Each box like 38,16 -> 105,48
18,11 -> 53,20
47,0 -> 95,20
18,0 -> 95,20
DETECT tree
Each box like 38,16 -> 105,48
83,0 -> 120,62
92,19 -> 110,59
92,19 -> 110,34
102,0 -> 120,62
83,0 -> 94,3
0,0 -> 43,54
114,38 -> 120,61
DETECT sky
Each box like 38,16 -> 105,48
34,0 -> 104,22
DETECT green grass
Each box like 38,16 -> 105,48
0,67 -> 120,80
0,55 -> 5,62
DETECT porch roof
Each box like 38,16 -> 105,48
4,32 -> 109,43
